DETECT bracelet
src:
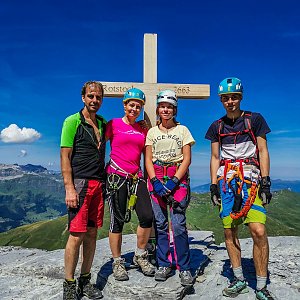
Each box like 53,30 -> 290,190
150,177 -> 158,184
261,176 -> 271,187
172,176 -> 180,185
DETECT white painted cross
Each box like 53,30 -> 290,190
101,33 -> 210,126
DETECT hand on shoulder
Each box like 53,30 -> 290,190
137,120 -> 150,130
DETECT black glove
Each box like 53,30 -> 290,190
258,176 -> 272,205
210,184 -> 221,206
150,177 -> 169,197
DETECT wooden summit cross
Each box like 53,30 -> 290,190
101,33 -> 210,126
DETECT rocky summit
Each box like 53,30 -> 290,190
0,231 -> 299,300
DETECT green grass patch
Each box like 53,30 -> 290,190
0,190 -> 299,250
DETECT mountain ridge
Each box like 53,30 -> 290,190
0,164 -> 64,232
0,163 -> 299,246
1,189 -> 299,250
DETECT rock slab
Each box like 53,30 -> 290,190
0,231 -> 299,299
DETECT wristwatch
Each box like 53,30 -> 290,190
150,177 -> 158,184
261,176 -> 271,187
172,176 -> 180,185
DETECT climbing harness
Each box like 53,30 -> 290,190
153,160 -> 190,211
217,163 -> 259,219
106,159 -> 141,223
154,160 -> 181,184
217,111 -> 260,219
124,175 -> 139,223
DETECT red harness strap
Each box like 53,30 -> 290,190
218,111 -> 259,159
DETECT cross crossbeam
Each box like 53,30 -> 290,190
102,34 -> 210,126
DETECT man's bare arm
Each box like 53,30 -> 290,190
60,147 -> 78,208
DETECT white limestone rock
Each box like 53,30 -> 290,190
0,232 -> 299,299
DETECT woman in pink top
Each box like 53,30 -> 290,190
105,88 -> 155,281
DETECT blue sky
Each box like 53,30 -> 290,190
0,0 -> 299,186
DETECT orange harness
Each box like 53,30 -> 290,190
218,161 -> 258,219
216,111 -> 260,220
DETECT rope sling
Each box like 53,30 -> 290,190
217,161 -> 259,219
106,159 -> 141,223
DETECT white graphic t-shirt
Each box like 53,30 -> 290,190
145,124 -> 195,163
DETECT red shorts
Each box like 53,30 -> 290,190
68,179 -> 105,233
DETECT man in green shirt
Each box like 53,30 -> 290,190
60,81 -> 106,300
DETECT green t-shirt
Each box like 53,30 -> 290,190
60,110 -> 107,180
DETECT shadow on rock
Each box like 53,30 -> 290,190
221,257 -> 270,290
96,251 -> 138,290
190,248 -> 210,274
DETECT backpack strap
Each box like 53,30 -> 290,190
243,111 -> 257,145
217,117 -> 225,146
217,116 -> 238,146
217,111 -> 257,146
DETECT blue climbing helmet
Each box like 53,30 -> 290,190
123,88 -> 145,105
218,77 -> 243,95
157,90 -> 178,107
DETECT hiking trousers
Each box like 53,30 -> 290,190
148,164 -> 191,271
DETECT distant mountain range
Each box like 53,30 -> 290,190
0,163 -> 56,178
0,163 -> 64,232
0,163 -> 299,235
1,189 -> 300,250
191,179 -> 300,193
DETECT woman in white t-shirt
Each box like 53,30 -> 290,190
145,90 -> 195,286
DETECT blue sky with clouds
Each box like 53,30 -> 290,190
0,0 -> 299,186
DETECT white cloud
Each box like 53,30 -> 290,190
0,124 -> 41,143
271,130 -> 291,135
19,149 -> 27,157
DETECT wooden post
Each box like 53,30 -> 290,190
143,34 -> 158,125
